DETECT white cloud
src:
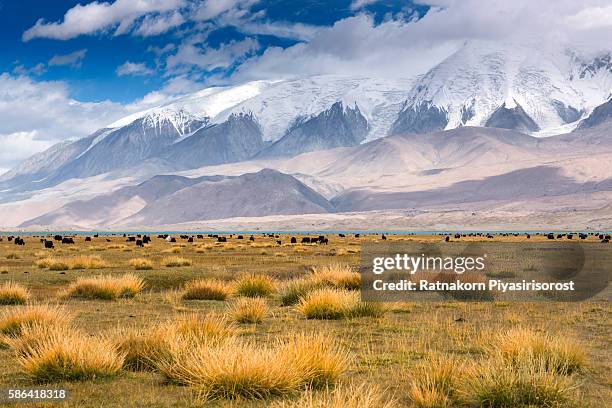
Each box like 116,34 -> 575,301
167,38 -> 260,72
116,61 -> 155,76
350,0 -> 379,10
0,74 -> 134,170
195,0 -> 259,21
48,49 -> 87,67
134,10 -> 185,36
22,0 -> 183,41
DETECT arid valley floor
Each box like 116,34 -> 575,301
0,233 -> 609,407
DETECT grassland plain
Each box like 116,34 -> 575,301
0,233 -> 609,407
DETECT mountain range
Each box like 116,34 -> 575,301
1,41 -> 611,230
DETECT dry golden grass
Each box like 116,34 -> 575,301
272,383 -> 397,408
13,324 -> 124,382
162,256 -> 192,267
170,313 -> 237,343
0,282 -> 30,305
408,355 -> 461,407
61,274 -> 144,300
110,324 -> 171,371
0,304 -> 72,340
280,278 -> 324,306
129,257 -> 153,270
163,247 -> 183,254
228,297 -> 269,324
182,279 -> 230,301
297,288 -> 385,320
312,264 -> 361,290
155,333 -> 348,400
494,327 -> 586,375
36,255 -> 107,270
233,274 -> 277,297
459,357 -> 579,407
4,252 -> 21,259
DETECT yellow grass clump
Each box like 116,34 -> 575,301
312,264 -> 361,290
233,274 -> 277,297
408,355 -> 461,407
280,278 -> 324,306
171,314 -> 237,343
163,256 -> 192,267
0,304 -> 72,340
61,274 -> 144,300
110,324 -> 171,371
163,247 -> 183,254
5,252 -> 21,259
36,255 -> 107,270
182,279 -> 230,301
0,282 -> 30,305
229,298 -> 269,324
494,328 -> 586,375
13,324 -> 124,382
459,357 -> 579,407
272,383 -> 397,408
154,333 -> 349,400
297,288 -> 385,320
129,257 -> 153,270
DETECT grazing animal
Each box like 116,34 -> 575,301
197,235 -> 204,239
54,235 -> 62,241
136,240 -> 144,247
445,236 -> 450,242
339,234 -> 346,238
547,233 -> 555,240
321,238 -> 329,245
14,237 -> 25,246
276,240 -> 282,245
143,236 -> 151,244
85,237 -> 92,242
454,234 -> 461,239
354,234 -> 360,238
249,235 -> 255,241
290,237 -> 297,244
567,234 -> 573,240
237,235 -> 244,240
218,236 -> 227,243
170,238 -> 177,243
606,235 -> 611,240
62,237 -> 75,244
526,234 -> 531,239
106,238 -> 111,242
187,237 -> 194,243
301,237 -> 311,243
44,240 -> 54,249
127,237 -> 136,242
382,234 -> 387,240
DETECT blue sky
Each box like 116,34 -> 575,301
1,0 -> 609,173
0,0 -> 427,103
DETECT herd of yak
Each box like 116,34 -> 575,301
0,231 -> 610,248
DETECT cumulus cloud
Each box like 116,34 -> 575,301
167,38 -> 260,72
0,74 -> 135,169
116,61 -> 155,76
194,0 -> 259,21
133,10 -> 185,36
48,49 -> 88,67
22,0 -> 183,40
350,0 -> 379,10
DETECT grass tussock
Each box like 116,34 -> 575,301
0,304 -> 72,340
13,324 -> 124,382
171,314 -> 237,343
459,357 -> 579,407
155,333 -> 349,400
110,324 -> 171,371
297,288 -> 386,320
280,278 -> 324,306
312,264 -> 361,290
272,383 -> 397,408
182,279 -> 230,301
163,256 -> 192,267
129,257 -> 153,270
5,252 -> 21,259
0,282 -> 30,305
229,298 -> 269,324
494,328 -> 586,375
61,274 -> 144,300
408,355 -> 461,407
233,274 -> 277,297
36,255 -> 107,270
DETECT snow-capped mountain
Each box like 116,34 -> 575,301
391,41 -> 612,135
